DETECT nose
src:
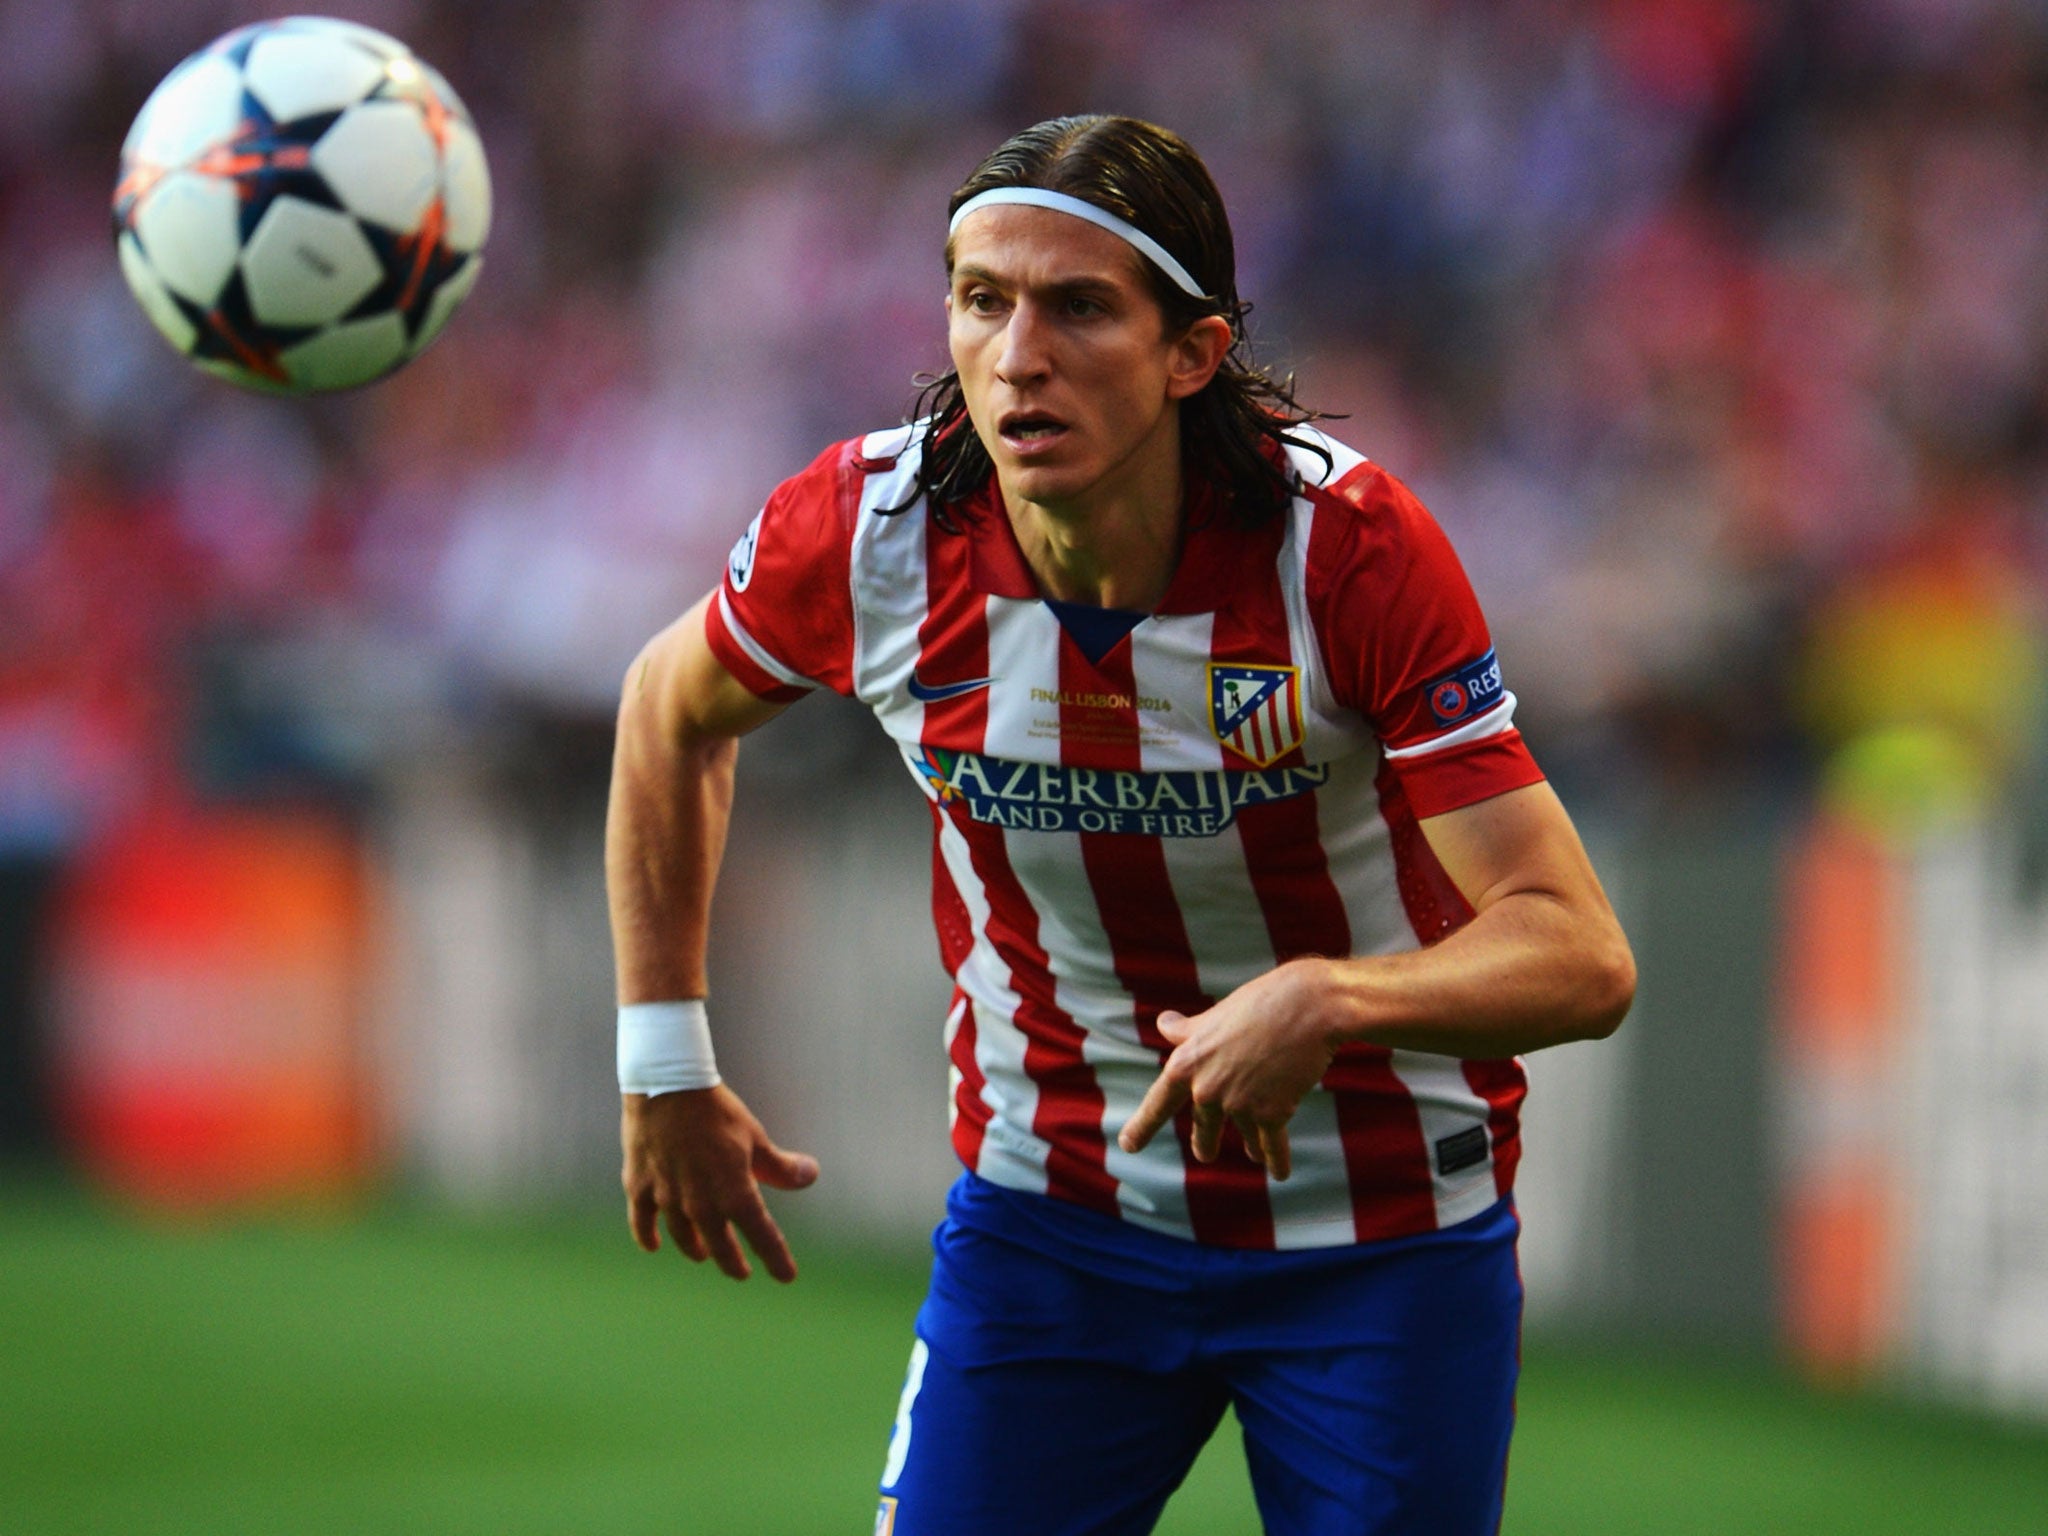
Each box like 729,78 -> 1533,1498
994,300 -> 1049,386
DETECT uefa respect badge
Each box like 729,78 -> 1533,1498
1425,649 -> 1504,726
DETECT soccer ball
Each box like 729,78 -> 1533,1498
112,15 -> 491,395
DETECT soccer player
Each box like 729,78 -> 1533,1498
608,115 -> 1635,1536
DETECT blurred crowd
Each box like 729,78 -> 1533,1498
3,0 -> 2047,855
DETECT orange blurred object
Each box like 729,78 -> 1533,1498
1776,814 -> 1907,1382
51,807 -> 381,1210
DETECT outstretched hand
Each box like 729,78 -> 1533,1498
621,1084 -> 819,1282
1117,961 -> 1340,1182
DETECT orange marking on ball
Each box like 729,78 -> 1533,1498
415,82 -> 456,152
206,310 -> 290,383
113,161 -> 168,227
393,197 -> 448,315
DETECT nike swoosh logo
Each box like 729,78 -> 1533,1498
907,672 -> 996,702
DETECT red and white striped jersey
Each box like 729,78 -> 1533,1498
705,423 -> 1545,1250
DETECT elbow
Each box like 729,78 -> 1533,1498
617,632 -> 719,758
1579,929 -> 1637,1041
618,642 -> 659,723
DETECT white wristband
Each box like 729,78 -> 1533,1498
618,1000 -> 721,1096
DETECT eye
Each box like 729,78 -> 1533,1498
1065,294 -> 1106,318
961,288 -> 1003,315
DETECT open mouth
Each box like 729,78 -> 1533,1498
999,411 -> 1069,450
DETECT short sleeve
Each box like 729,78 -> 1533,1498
703,439 -> 861,700
1307,464 -> 1545,819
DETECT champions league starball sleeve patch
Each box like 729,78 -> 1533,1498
726,508 -> 764,591
1424,649 -> 1505,726
706,439 -> 861,699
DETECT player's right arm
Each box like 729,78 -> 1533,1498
608,592 -> 819,1283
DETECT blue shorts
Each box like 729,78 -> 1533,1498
875,1174 -> 1522,1536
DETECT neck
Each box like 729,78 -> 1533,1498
1006,493 -> 1181,609
999,431 -> 1185,612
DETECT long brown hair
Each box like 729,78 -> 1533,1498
894,115 -> 1328,527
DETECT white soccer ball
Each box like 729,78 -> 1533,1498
112,15 -> 492,394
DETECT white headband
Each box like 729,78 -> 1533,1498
948,187 -> 1210,301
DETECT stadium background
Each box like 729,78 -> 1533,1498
4,0 -> 2048,1529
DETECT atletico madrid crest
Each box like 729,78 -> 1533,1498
1207,663 -> 1304,767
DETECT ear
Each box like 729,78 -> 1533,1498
1165,315 -> 1233,401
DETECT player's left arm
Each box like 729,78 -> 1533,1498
1118,779 -> 1634,1178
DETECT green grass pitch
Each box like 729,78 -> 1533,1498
1,1183 -> 2044,1534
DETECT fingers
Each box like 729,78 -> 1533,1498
1119,1073 -> 1190,1155
1125,1087 -> 1293,1178
1256,1119 -> 1293,1182
621,1088 -> 813,1284
695,1204 -> 753,1280
628,1184 -> 661,1253
1198,1106 -> 1291,1178
633,1173 -> 801,1282
624,1168 -> 749,1274
730,1193 -> 799,1283
665,1204 -> 712,1264
753,1142 -> 821,1191
1121,1014 -> 1203,1153
676,1188 -> 798,1283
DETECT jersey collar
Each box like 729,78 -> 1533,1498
957,472 -> 1285,616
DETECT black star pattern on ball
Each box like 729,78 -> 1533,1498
348,202 -> 470,342
196,98 -> 347,242
161,268 -> 318,387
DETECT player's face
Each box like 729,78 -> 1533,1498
946,206 -> 1220,520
